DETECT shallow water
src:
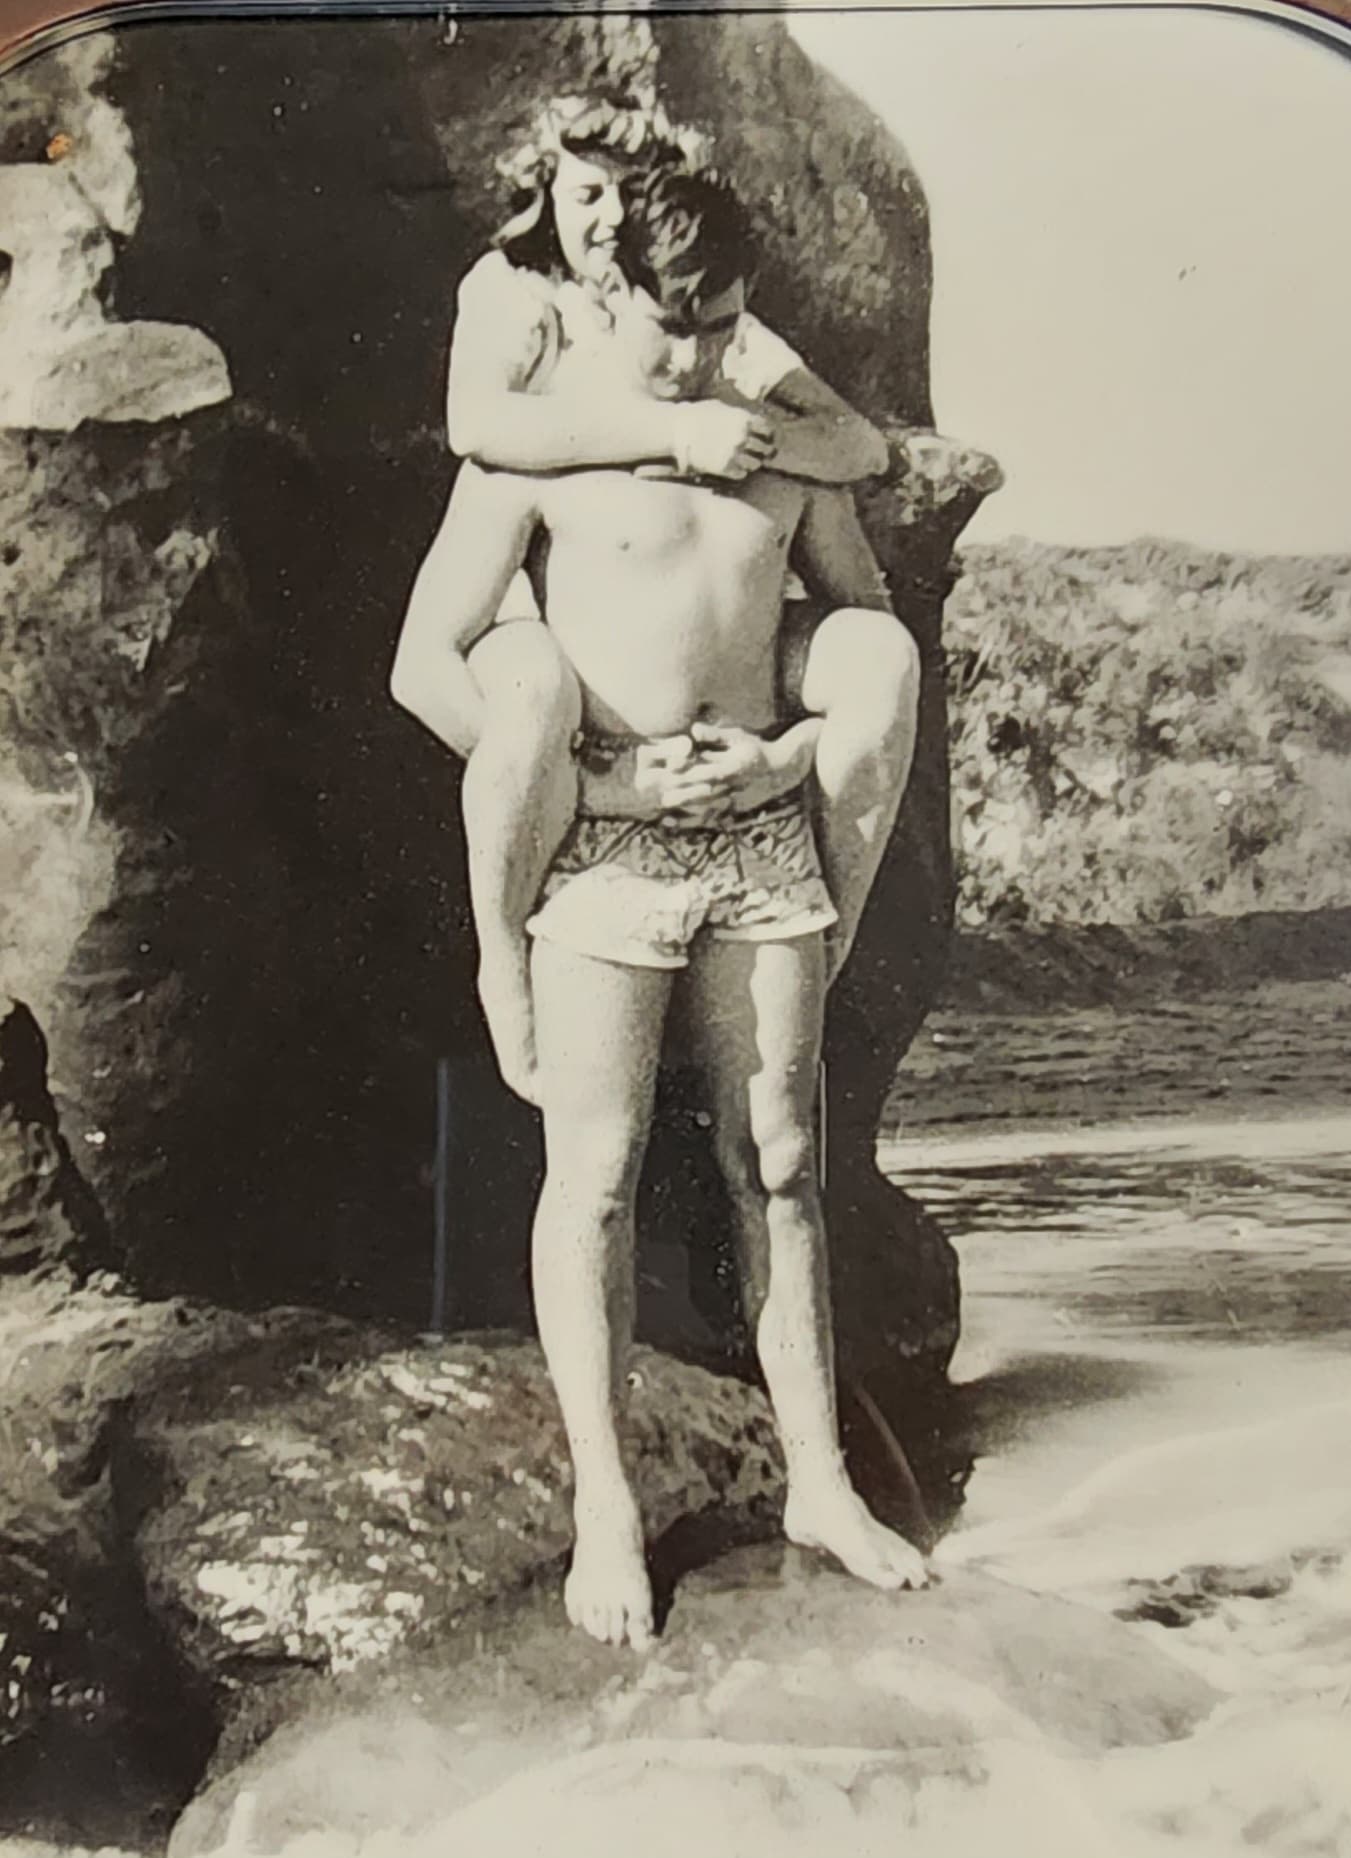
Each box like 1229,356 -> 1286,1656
884,978 -> 1351,1137
875,988 -> 1351,1855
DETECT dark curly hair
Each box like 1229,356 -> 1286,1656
616,166 -> 754,323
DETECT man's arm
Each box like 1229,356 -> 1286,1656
389,462 -> 541,759
719,314 -> 888,485
791,484 -> 895,611
760,369 -> 890,485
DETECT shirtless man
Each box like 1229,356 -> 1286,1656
405,98 -> 917,1107
390,169 -> 927,1648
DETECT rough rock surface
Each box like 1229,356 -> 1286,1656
132,1338 -> 783,1717
168,1547 -> 1220,1858
0,31 -> 229,1209
0,1273 -> 353,1786
0,996 -> 107,1276
0,36 -> 229,429
0,1264 -> 785,1829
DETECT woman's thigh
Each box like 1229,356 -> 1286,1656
799,605 -> 919,719
469,618 -> 580,725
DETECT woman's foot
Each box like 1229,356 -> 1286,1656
477,940 -> 538,1104
785,1475 -> 929,1590
565,1480 -> 654,1650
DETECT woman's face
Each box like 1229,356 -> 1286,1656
549,148 -> 628,284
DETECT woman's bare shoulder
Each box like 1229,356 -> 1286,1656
449,251 -> 563,399
458,248 -> 558,314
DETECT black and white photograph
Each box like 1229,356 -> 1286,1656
0,1 -> 1349,1851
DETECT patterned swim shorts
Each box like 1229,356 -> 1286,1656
527,792 -> 838,970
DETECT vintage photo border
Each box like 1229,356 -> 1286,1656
2,0 -> 1351,81
1,2 -> 1347,1849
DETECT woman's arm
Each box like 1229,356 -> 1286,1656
445,253 -> 774,477
449,358 -> 678,470
449,363 -> 776,479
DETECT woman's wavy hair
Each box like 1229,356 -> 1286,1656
492,91 -> 714,279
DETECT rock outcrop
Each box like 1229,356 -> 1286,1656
0,1272 -> 252,1835
168,1547 -> 1220,1858
0,995 -> 107,1276
130,1336 -> 783,1724
0,35 -> 229,430
0,1266 -> 788,1832
2,4 -> 997,1616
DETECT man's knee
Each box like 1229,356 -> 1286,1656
710,1122 -> 761,1206
753,1117 -> 818,1200
545,1115 -> 648,1205
472,625 -> 582,741
709,1106 -> 815,1204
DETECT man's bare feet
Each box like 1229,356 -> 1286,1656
476,941 -> 538,1105
784,1478 -> 930,1591
564,1481 -> 654,1651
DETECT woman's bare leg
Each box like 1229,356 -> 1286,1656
796,607 -> 921,985
685,934 -> 927,1589
532,937 -> 673,1649
463,622 -> 580,1102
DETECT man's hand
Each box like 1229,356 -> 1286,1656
669,401 -> 778,481
675,720 -> 819,815
577,721 -> 823,822
623,721 -> 819,820
577,735 -> 712,820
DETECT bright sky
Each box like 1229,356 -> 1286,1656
791,6 -> 1351,552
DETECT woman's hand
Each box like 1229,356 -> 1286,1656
670,401 -> 777,481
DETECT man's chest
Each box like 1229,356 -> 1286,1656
544,472 -> 805,569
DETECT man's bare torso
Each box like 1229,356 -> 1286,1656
534,467 -> 808,740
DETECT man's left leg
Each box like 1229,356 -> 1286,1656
685,933 -> 928,1589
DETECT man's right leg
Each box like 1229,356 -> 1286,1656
463,622 -> 581,1103
531,935 -> 673,1650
